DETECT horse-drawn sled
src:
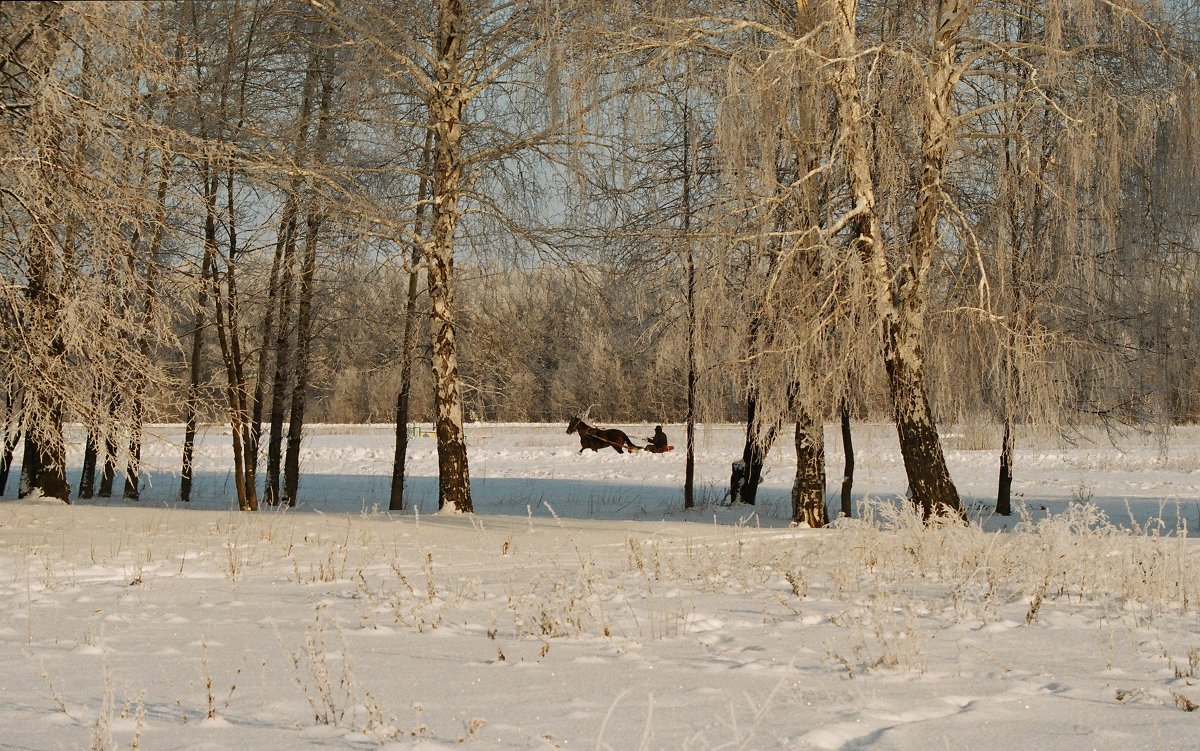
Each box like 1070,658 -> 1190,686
566,417 -> 673,453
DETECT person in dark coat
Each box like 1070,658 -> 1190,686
648,425 -> 668,449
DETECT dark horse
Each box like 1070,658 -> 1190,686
566,416 -> 641,453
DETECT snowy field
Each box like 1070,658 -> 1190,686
2,421 -> 1200,749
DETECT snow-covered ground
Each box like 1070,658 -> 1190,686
2,422 -> 1199,749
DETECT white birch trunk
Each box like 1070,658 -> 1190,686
428,0 -> 473,513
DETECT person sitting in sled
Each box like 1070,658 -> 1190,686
648,425 -> 668,449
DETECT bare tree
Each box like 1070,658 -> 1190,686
908,0 -> 1191,515
261,19 -> 323,507
315,0 -> 594,512
282,34 -> 338,507
0,3 -> 180,502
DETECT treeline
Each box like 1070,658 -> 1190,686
2,1 -> 1200,522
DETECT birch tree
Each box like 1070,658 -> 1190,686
810,0 -> 972,520
316,0 -> 589,513
905,0 -> 1190,515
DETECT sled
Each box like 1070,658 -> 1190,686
644,444 -> 674,454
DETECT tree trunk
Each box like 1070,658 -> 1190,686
681,89 -> 697,511
997,418 -> 1014,516
730,236 -> 787,507
886,0 -> 966,520
390,130 -> 434,512
19,432 -> 41,499
121,87 -> 172,506
122,429 -> 141,500
206,164 -> 257,512
684,244 -> 697,510
886,315 -> 961,519
791,406 -> 827,527
282,205 -> 319,507
388,263 -> 426,502
828,0 -> 963,520
389,253 -> 424,511
264,202 -> 298,505
839,397 -> 854,519
994,14 -> 1049,517
99,400 -> 118,498
77,429 -> 97,499
98,447 -> 117,497
390,385 -> 413,511
252,206 -> 288,499
283,39 -> 335,508
20,187 -> 69,503
211,265 -> 255,511
262,48 -> 318,505
426,0 -> 473,513
732,396 -> 777,506
18,408 -> 69,502
228,168 -> 258,510
388,269 -> 421,512
180,250 -> 211,503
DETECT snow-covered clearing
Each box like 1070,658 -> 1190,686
2,422 -> 1199,749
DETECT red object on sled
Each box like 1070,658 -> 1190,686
644,444 -> 674,453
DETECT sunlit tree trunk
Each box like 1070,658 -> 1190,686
791,405 -> 827,526
829,0 -> 963,520
426,0 -> 473,513
887,0 -> 966,520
